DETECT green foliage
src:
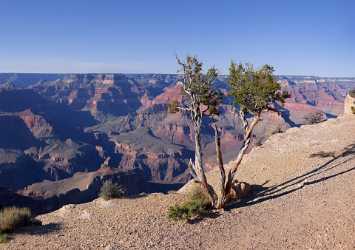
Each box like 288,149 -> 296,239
99,180 -> 124,200
168,199 -> 208,221
170,199 -> 208,220
177,56 -> 223,116
168,185 -> 211,221
0,233 -> 8,244
228,62 -> 289,115
0,207 -> 40,233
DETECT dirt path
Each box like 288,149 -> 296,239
2,116 -> 355,250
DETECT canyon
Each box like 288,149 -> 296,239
0,73 -> 354,213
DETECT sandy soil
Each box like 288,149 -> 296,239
2,115 -> 355,250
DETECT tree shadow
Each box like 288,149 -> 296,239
18,223 -> 62,236
187,210 -> 221,224
226,143 -> 355,210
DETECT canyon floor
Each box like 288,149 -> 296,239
2,115 -> 355,250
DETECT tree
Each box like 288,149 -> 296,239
209,62 -> 289,208
175,56 -> 222,206
174,57 -> 288,209
215,62 -> 289,207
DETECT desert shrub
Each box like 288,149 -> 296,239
168,199 -> 209,221
349,89 -> 355,98
168,100 -> 179,113
187,185 -> 211,207
168,185 -> 211,221
0,207 -> 40,233
351,106 -> 355,114
99,180 -> 124,200
0,233 -> 7,243
304,111 -> 325,124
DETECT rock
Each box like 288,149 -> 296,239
344,91 -> 355,115
79,210 -> 91,220
56,204 -> 76,217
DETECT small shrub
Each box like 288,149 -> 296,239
168,185 -> 211,221
304,111 -> 325,124
168,199 -> 209,221
187,185 -> 211,207
99,180 -> 124,200
168,100 -> 179,113
0,233 -> 8,243
349,89 -> 355,98
0,207 -> 39,233
351,106 -> 355,114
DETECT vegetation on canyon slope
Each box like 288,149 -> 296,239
0,207 -> 41,239
99,180 -> 125,201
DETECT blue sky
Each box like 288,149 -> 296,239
0,0 -> 354,76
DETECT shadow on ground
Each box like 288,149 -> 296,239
227,143 -> 355,210
188,211 -> 221,224
18,223 -> 62,236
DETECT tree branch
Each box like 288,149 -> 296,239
267,106 -> 281,115
230,113 -> 260,176
187,158 -> 200,181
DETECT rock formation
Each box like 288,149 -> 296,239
344,90 -> 355,115
0,74 -> 354,212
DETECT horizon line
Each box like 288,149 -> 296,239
1,72 -> 355,79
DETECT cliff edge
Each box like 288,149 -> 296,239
3,115 -> 355,250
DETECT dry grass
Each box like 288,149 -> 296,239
99,181 -> 124,201
168,185 -> 211,221
0,207 -> 38,233
187,184 -> 211,206
0,232 -> 8,243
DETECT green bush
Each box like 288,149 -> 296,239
168,186 -> 211,221
99,180 -> 124,200
0,233 -> 8,244
0,207 -> 40,233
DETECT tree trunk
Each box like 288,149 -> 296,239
213,123 -> 227,209
193,122 -> 217,206
224,114 -> 261,197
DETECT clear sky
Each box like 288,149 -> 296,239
0,0 -> 354,76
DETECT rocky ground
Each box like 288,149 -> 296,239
2,115 -> 355,250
